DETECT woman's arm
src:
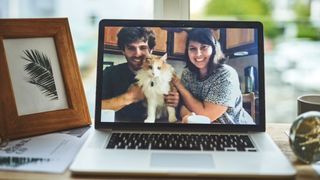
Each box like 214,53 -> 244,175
172,76 -> 227,121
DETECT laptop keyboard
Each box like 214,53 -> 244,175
106,133 -> 257,152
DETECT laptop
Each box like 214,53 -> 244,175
70,20 -> 296,178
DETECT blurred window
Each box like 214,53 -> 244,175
0,0 -> 154,118
190,0 -> 320,123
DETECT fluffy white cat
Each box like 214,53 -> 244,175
135,54 -> 177,123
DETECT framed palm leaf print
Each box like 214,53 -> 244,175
0,18 -> 91,143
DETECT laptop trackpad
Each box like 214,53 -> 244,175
151,153 -> 214,169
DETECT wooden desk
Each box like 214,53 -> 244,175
0,123 -> 318,180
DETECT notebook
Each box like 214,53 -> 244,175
70,19 -> 296,178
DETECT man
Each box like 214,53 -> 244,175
102,27 -> 179,122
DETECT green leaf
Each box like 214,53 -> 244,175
21,49 -> 58,100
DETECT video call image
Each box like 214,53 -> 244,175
101,26 -> 259,125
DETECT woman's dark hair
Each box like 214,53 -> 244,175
185,28 -> 224,77
117,27 -> 156,50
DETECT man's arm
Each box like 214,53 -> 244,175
101,85 -> 144,111
101,93 -> 133,111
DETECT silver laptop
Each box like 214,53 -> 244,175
70,20 -> 296,178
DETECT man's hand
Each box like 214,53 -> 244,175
127,84 -> 145,103
101,84 -> 144,111
164,91 -> 179,107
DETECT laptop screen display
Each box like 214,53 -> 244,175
96,21 -> 264,128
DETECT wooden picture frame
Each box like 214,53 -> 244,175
0,18 -> 91,142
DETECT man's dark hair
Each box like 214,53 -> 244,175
117,27 -> 156,50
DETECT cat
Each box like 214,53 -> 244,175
135,53 -> 177,123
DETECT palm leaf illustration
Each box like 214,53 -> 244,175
21,49 -> 58,100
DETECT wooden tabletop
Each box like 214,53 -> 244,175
0,123 -> 319,180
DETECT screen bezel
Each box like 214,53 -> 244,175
95,19 -> 265,132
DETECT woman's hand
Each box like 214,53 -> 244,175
181,113 -> 193,123
181,114 -> 190,123
180,105 -> 193,123
171,74 -> 184,91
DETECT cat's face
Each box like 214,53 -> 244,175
142,54 -> 168,78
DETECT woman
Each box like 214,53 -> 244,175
172,28 -> 254,124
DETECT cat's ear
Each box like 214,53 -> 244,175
160,53 -> 167,62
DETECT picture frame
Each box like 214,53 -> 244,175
0,18 -> 91,143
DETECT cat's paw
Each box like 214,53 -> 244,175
168,116 -> 177,123
144,118 -> 155,123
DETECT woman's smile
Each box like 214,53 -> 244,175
193,57 -> 208,69
195,57 -> 206,62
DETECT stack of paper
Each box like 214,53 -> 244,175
0,126 -> 90,173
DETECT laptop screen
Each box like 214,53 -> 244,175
95,20 -> 265,132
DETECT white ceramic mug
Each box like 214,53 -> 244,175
187,113 -> 211,124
